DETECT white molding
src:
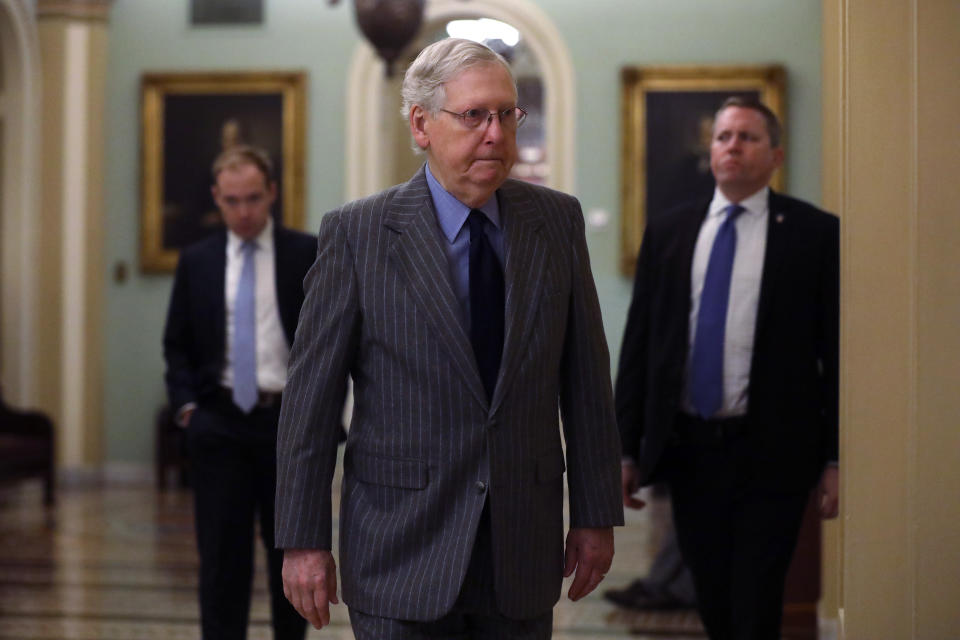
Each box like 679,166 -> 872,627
100,462 -> 153,487
344,0 -> 575,201
60,23 -> 90,466
345,43 -> 386,201
819,615 -> 840,640
0,0 -> 41,406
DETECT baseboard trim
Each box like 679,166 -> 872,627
820,614 -> 840,640
58,463 -> 153,487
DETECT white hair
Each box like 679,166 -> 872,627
400,37 -> 514,121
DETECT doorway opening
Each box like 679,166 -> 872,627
345,0 -> 574,200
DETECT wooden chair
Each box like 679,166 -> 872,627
0,395 -> 55,505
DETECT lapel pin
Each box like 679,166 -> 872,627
776,214 -> 785,224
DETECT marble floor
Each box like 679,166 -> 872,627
0,477 -> 705,639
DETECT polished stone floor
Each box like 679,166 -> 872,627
0,477 -> 704,639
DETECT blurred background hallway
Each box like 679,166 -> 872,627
2,1 -> 958,637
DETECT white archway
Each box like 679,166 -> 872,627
344,0 -> 575,201
0,0 -> 41,406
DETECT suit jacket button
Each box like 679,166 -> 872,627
486,419 -> 498,430
475,480 -> 487,494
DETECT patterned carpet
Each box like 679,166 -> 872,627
0,478 -> 704,639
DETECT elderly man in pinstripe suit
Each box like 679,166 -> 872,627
275,38 -> 623,639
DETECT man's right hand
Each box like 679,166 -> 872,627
621,460 -> 646,510
175,404 -> 196,428
282,549 -> 339,630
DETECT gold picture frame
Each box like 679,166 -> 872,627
140,71 -> 307,272
620,65 -> 786,275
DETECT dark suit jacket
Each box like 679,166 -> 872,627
275,167 -> 623,621
615,190 -> 839,492
163,224 -> 317,411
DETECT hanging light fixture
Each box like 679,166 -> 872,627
329,0 -> 427,76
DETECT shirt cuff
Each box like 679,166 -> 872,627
176,402 -> 197,427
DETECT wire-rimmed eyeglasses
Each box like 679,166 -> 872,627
438,107 -> 528,130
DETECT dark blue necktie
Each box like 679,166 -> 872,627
232,240 -> 258,413
690,204 -> 745,418
468,210 -> 504,401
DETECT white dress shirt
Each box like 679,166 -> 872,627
222,217 -> 289,393
682,186 -> 769,417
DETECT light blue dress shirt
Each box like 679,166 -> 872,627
425,163 -> 505,329
683,186 -> 769,417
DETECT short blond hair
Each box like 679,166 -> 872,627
211,144 -> 274,183
716,96 -> 783,148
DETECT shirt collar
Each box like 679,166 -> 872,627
709,186 -> 769,219
227,216 -> 274,255
425,162 -> 501,244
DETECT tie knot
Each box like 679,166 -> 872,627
468,209 -> 489,237
726,204 -> 746,220
241,240 -> 257,255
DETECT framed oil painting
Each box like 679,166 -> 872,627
620,65 -> 786,275
140,71 -> 306,272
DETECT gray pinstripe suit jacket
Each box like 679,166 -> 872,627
275,166 -> 623,622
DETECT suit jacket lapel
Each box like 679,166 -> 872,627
209,231 -> 228,361
385,168 -> 489,409
678,200 -> 711,313
490,182 -> 547,414
676,192 -> 785,365
754,189 -> 789,344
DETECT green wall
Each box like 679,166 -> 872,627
104,0 -> 821,464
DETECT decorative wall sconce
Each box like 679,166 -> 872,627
329,0 -> 428,76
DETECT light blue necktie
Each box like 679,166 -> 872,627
232,240 -> 258,413
690,204 -> 745,418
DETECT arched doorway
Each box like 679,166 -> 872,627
0,0 -> 41,406
345,0 -> 574,200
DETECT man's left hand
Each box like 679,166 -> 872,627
819,466 -> 840,519
563,527 -> 614,601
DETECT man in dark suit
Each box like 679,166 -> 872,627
163,145 -> 315,640
615,97 -> 840,640
275,38 -> 623,639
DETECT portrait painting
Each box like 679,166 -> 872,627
140,71 -> 306,272
620,65 -> 785,275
